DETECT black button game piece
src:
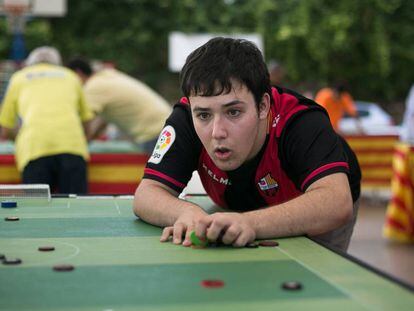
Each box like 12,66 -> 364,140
4,216 -> 19,221
245,242 -> 259,248
53,264 -> 74,272
209,242 -> 220,248
282,281 -> 303,290
38,246 -> 55,252
258,240 -> 279,247
2,258 -> 22,265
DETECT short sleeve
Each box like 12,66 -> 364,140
143,103 -> 202,193
279,109 -> 350,191
0,75 -> 20,129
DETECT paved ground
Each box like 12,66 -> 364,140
348,196 -> 414,287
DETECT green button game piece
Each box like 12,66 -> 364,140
190,231 -> 208,247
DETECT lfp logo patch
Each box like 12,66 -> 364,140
148,125 -> 176,164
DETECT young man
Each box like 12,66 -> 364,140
134,37 -> 361,252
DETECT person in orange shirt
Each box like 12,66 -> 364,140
315,84 -> 361,133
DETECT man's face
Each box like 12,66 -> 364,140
190,83 -> 269,171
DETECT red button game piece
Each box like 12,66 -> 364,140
201,279 -> 225,288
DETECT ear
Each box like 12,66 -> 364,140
258,93 -> 271,120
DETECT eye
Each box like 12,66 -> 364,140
228,109 -> 241,117
196,112 -> 211,121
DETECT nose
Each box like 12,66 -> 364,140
211,116 -> 227,140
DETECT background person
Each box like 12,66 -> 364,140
315,83 -> 362,134
0,46 -> 93,194
400,84 -> 414,144
268,60 -> 285,86
67,58 -> 172,155
133,37 -> 361,252
383,83 -> 414,243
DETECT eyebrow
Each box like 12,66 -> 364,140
192,100 -> 245,112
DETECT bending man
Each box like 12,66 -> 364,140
133,38 -> 361,252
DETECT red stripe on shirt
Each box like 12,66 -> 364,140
144,168 -> 186,189
180,97 -> 189,104
301,162 -> 349,190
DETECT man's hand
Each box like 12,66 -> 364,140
194,212 -> 256,247
160,209 -> 207,246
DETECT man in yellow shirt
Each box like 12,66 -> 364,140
67,59 -> 172,155
0,46 -> 93,194
315,84 -> 361,133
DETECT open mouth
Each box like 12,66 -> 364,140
214,147 -> 231,160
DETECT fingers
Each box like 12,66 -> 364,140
182,224 -> 195,247
194,217 -> 211,241
208,214 -> 256,247
161,213 -> 256,248
160,226 -> 173,242
232,231 -> 254,248
173,222 -> 186,244
160,222 -> 194,246
206,217 -> 230,242
159,223 -> 187,245
196,214 -> 241,244
221,224 -> 241,245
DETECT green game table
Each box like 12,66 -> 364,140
0,195 -> 413,311
0,140 -> 142,154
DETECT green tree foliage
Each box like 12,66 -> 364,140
0,0 -> 412,103
261,0 -> 414,101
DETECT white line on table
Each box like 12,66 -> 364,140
114,200 -> 121,215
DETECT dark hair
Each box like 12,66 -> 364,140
180,37 -> 271,108
333,80 -> 349,94
66,58 -> 93,76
